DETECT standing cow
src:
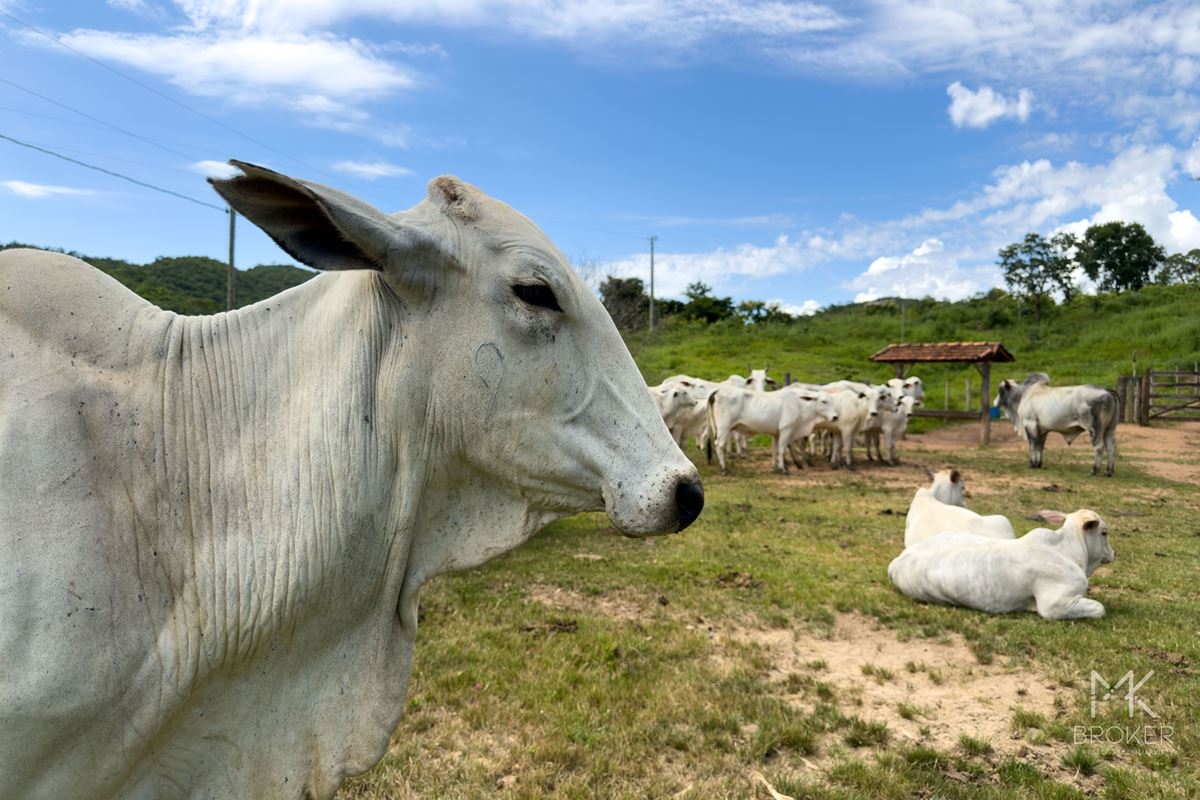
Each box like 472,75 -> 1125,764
995,372 -> 1119,476
0,162 -> 703,800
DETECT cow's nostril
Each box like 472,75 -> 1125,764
675,479 -> 704,532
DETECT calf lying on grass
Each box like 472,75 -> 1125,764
903,468 -> 1015,547
888,509 -> 1116,620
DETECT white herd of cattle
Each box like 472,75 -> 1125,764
649,370 -> 1120,622
649,369 -> 926,475
0,161 -> 1128,800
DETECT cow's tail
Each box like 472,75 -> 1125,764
705,390 -> 719,464
1098,388 -> 1120,436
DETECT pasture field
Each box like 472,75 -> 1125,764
341,421 -> 1200,800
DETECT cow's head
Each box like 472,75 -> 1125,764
928,468 -> 966,507
867,385 -> 897,418
1042,509 -> 1115,575
210,162 -> 702,550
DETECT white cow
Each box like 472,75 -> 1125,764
865,394 -> 918,465
889,509 -> 1115,619
994,372 -> 1119,476
903,468 -> 1016,547
705,386 -> 836,474
666,370 -> 770,456
801,383 -> 896,468
0,162 -> 703,800
887,375 -> 925,403
649,380 -> 698,434
655,375 -> 720,450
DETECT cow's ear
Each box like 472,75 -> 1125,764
427,176 -> 482,222
209,160 -> 424,273
1082,517 -> 1100,533
949,468 -> 961,483
1039,509 -> 1067,526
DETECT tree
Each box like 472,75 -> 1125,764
682,281 -> 735,324
997,231 -> 1075,329
598,275 -> 648,330
1075,221 -> 1165,293
1157,248 -> 1200,286
736,299 -> 793,324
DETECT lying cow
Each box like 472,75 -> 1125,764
0,162 -> 703,800
903,468 -> 1015,547
995,372 -> 1119,476
889,509 -> 1115,619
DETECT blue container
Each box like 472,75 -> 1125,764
989,406 -> 1001,419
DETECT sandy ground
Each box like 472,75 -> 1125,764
911,418 -> 1200,485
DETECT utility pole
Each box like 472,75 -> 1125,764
226,208 -> 237,311
648,235 -> 657,333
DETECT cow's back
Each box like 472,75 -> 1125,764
0,248 -> 166,370
0,249 -> 179,797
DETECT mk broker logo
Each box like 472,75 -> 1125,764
1074,670 -> 1174,747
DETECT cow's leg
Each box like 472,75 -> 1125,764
772,433 -> 787,474
715,430 -> 730,475
1094,420 -> 1117,477
1025,425 -> 1046,468
886,430 -> 899,465
1105,428 -> 1117,477
828,432 -> 841,468
1036,590 -> 1106,620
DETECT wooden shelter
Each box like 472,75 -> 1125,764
869,341 -> 1015,445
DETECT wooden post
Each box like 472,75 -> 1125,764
226,208 -> 236,311
978,361 -> 992,446
1138,373 -> 1151,426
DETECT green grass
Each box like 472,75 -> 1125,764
337,424 -> 1200,799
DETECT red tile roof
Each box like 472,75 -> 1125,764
869,341 -> 1015,363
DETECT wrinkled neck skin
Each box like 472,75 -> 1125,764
104,270 -> 538,799
1027,525 -> 1097,576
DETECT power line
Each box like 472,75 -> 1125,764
0,131 -> 227,213
1,9 -> 352,187
0,76 -> 196,160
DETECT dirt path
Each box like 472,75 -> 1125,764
908,418 -> 1200,485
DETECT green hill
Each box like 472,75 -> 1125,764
1,243 -> 314,315
622,285 -> 1200,416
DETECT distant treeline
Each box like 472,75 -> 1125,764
1,242 -> 314,315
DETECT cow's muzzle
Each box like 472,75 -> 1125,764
675,479 -> 705,532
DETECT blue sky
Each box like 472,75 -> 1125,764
3,1 -> 1200,315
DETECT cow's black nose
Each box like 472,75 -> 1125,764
675,479 -> 704,531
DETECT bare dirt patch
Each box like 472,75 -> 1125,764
527,583 -> 649,623
910,419 -> 1200,485
723,613 -> 1063,755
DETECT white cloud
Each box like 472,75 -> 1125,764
168,0 -> 850,48
330,160 -> 413,179
771,298 -> 820,316
191,160 -> 242,178
1185,139 -> 1200,178
2,180 -> 98,199
847,238 -> 998,302
598,234 -> 814,299
947,82 -> 1033,129
59,29 -> 420,109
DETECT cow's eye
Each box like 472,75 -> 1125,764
513,283 -> 562,312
